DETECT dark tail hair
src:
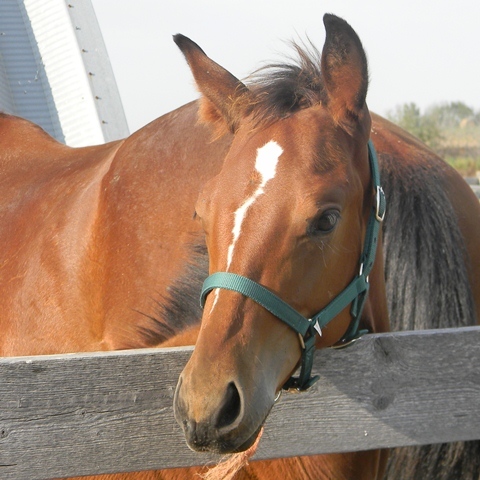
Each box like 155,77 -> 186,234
380,152 -> 480,479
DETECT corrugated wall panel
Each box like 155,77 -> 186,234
0,0 -> 128,146
0,51 -> 15,113
67,0 -> 129,142
0,0 -> 63,140
23,0 -> 105,146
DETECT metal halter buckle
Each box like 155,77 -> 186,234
375,186 -> 386,222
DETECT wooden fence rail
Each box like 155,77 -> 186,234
1,326 -> 479,479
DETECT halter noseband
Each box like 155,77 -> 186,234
200,140 -> 386,391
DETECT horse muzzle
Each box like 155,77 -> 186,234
173,370 -> 270,454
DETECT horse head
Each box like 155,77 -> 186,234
173,14 -> 389,454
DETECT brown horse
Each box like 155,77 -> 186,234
0,13 -> 479,480
171,13 -> 480,480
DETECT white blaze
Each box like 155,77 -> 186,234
209,140 -> 283,314
227,140 -> 283,269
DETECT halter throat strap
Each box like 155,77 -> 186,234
200,140 -> 385,391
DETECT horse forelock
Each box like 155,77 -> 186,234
244,40 -> 328,127
197,40 -> 327,133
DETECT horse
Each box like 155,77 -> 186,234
0,13 -> 479,480
171,13 -> 480,480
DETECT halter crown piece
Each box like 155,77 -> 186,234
200,140 -> 386,391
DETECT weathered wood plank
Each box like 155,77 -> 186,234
0,327 -> 479,479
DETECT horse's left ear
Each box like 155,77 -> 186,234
321,14 -> 369,135
174,34 -> 251,135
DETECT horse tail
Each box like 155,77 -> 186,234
380,152 -> 480,479
381,154 -> 476,331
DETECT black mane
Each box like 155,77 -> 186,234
136,243 -> 208,347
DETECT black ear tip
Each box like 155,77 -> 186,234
173,34 -> 206,56
323,13 -> 335,22
173,33 -> 183,44
173,33 -> 189,48
323,13 -> 350,31
323,14 -> 362,51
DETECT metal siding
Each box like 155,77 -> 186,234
0,0 -> 63,140
23,0 -> 104,146
0,0 -> 129,146
67,0 -> 129,142
0,48 -> 16,113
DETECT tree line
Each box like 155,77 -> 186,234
387,102 -> 480,175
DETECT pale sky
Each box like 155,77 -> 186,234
90,0 -> 480,134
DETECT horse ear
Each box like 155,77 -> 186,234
321,14 -> 369,134
174,34 -> 251,134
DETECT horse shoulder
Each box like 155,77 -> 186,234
0,118 -> 124,355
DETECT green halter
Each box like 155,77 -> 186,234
200,140 -> 386,391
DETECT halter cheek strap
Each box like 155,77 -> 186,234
200,140 -> 385,391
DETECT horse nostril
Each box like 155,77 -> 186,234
215,382 -> 242,430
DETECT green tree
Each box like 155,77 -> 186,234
387,102 -> 442,147
426,101 -> 475,129
387,101 -> 480,175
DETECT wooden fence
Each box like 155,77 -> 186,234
1,326 -> 479,479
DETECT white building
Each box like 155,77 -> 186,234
0,0 -> 129,146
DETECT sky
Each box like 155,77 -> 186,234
89,0 -> 480,134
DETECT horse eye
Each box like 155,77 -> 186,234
308,209 -> 340,235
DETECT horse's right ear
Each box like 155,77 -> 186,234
174,34 -> 251,135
